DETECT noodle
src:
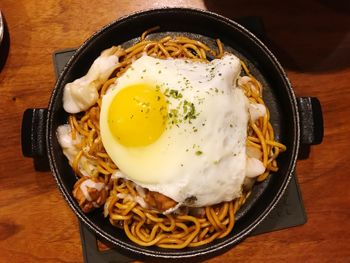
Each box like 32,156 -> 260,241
67,28 -> 286,248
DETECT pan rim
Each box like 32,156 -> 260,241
47,7 -> 299,259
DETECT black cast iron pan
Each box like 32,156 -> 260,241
21,7 -> 323,261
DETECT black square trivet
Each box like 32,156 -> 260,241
53,19 -> 307,261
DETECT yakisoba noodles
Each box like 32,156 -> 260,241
60,27 -> 286,248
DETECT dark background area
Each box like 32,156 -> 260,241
205,0 -> 350,73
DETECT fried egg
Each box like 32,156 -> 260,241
100,54 -> 249,207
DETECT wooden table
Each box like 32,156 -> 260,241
1,0 -> 349,262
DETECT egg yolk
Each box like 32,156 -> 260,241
108,84 -> 168,147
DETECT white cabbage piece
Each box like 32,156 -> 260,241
56,124 -> 98,177
237,76 -> 252,86
249,103 -> 266,123
63,46 -> 120,113
245,157 -> 266,178
246,145 -> 262,159
79,179 -> 105,202
56,124 -> 81,162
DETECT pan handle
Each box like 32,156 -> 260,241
21,99 -> 323,170
297,97 -> 324,145
21,108 -> 50,171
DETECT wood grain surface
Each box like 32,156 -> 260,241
1,0 -> 349,262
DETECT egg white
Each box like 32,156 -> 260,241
100,54 -> 249,207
